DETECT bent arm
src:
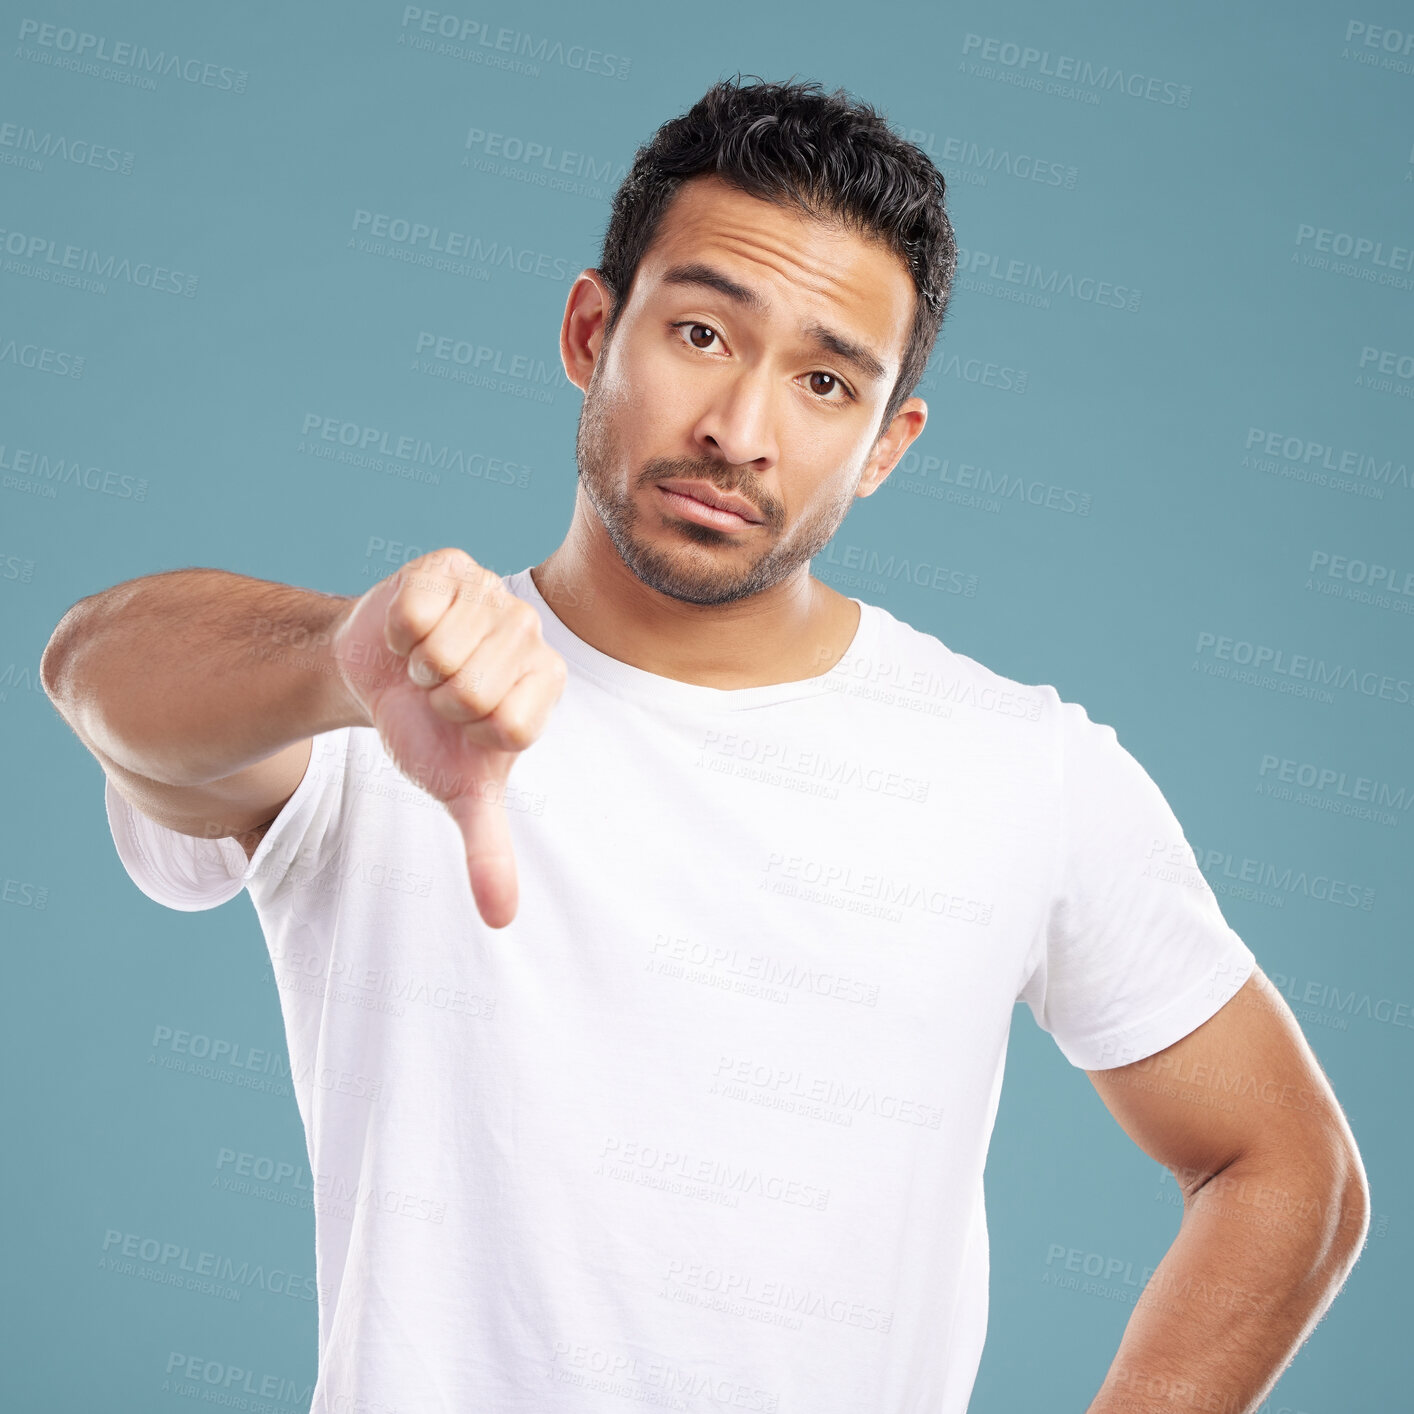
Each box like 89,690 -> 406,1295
1084,969 -> 1369,1413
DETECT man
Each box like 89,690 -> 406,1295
42,77 -> 1366,1414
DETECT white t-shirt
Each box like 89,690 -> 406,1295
103,565 -> 1256,1414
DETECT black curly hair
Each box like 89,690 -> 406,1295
596,73 -> 958,439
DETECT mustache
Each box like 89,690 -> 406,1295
639,458 -> 773,515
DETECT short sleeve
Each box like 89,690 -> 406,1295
1017,698 -> 1257,1069
104,727 -> 352,913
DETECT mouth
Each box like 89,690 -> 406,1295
654,478 -> 764,530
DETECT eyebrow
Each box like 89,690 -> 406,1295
659,260 -> 890,386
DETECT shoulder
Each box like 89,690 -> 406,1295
852,596 -> 1078,739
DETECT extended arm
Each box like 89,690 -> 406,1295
1083,968 -> 1369,1413
41,567 -> 366,857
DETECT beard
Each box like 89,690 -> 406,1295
573,361 -> 861,607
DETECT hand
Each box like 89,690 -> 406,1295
330,548 -> 567,928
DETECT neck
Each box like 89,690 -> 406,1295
530,500 -> 859,690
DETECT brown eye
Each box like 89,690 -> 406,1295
809,372 -> 839,397
687,324 -> 716,349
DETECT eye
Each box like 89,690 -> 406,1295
672,321 -> 722,352
803,371 -> 854,404
669,322 -> 855,405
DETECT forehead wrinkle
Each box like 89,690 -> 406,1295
709,227 -> 858,304
652,174 -> 892,305
655,238 -> 893,384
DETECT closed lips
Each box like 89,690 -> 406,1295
656,480 -> 762,523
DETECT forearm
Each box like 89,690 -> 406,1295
41,567 -> 368,786
1086,1151 -> 1369,1413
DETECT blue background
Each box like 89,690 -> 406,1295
4,1 -> 1410,1409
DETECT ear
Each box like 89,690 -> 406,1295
560,269 -> 616,393
856,398 -> 927,498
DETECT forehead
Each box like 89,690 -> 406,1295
633,173 -> 915,374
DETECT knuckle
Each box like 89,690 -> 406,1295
456,685 -> 496,723
429,546 -> 478,577
427,689 -> 472,726
457,563 -> 504,612
505,597 -> 541,636
440,663 -> 493,718
430,679 -> 491,724
408,641 -> 454,686
391,569 -> 443,612
402,547 -> 479,599
385,597 -> 433,646
492,707 -> 536,752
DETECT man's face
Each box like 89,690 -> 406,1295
568,173 -> 922,606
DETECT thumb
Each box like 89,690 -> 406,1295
442,755 -> 519,929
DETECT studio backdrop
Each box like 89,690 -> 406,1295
3,1 -> 1410,1410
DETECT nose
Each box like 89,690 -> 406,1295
691,364 -> 779,470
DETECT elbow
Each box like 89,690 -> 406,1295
1328,1137 -> 1371,1273
40,595 -> 97,705
40,618 -> 76,706
1294,1124 -> 1370,1288
1226,1119 -> 1370,1286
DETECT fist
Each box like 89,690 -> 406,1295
330,548 -> 567,928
